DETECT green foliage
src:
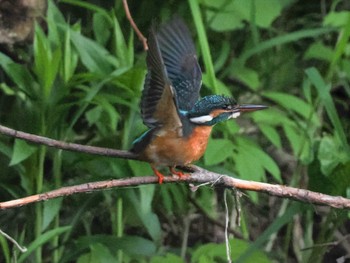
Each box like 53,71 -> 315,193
192,239 -> 271,263
202,0 -> 292,31
0,0 -> 349,262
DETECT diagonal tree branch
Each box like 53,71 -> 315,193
0,165 -> 349,210
0,124 -> 349,210
0,124 -> 139,160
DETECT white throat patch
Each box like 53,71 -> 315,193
190,115 -> 213,124
229,112 -> 241,119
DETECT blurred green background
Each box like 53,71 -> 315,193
0,0 -> 350,262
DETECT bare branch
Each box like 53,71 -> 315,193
122,0 -> 148,51
0,123 -> 349,210
0,124 -> 139,160
0,167 -> 349,210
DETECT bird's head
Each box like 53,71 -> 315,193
187,95 -> 267,126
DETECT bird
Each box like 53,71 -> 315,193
131,18 -> 267,184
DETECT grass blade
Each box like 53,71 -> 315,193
188,0 -> 219,94
239,27 -> 336,64
305,67 -> 349,151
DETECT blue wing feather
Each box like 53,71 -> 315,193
157,18 -> 202,111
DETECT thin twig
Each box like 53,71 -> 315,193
301,234 -> 350,251
224,190 -> 232,263
233,190 -> 242,227
0,228 -> 27,253
188,196 -> 243,238
122,0 -> 148,50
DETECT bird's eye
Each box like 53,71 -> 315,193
222,104 -> 232,110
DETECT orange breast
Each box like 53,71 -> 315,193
141,126 -> 212,166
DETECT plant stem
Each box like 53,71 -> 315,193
52,151 -> 63,263
188,0 -> 219,94
35,145 -> 46,263
117,197 -> 123,262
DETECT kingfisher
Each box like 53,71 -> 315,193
131,18 -> 267,184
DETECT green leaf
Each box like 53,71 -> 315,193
258,123 -> 282,148
262,91 -> 319,125
205,8 -> 245,31
252,108 -> 292,126
67,78 -> 113,133
283,123 -> 312,163
233,140 -> 265,202
34,24 -> 61,98
234,144 -> 265,181
127,186 -> 161,242
202,73 -> 232,96
129,160 -> 152,177
204,138 -> 235,166
42,198 -> 63,231
0,53 -> 37,96
318,135 -> 349,176
96,98 -> 120,130
253,151 -> 281,182
306,67 -> 349,150
323,11 -> 350,27
86,106 -> 103,127
10,140 -> 37,166
77,235 -> 156,257
327,13 -> 350,79
252,0 -> 289,28
77,243 -> 116,263
192,239 -> 271,263
150,253 -> 183,263
0,233 -> 10,263
203,0 -> 288,31
230,62 -> 260,90
304,42 -> 334,62
93,13 -> 111,46
235,137 -> 281,182
331,161 -> 350,196
112,14 -> 133,67
18,226 -> 71,263
226,120 -> 240,135
62,26 -> 79,83
70,31 -> 118,74
47,0 -> 66,27
239,27 -> 336,63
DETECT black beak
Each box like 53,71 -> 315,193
236,104 -> 268,113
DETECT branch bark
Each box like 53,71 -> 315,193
0,124 -> 139,160
0,166 -> 349,210
0,124 -> 349,210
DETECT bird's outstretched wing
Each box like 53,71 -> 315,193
140,25 -> 182,130
156,18 -> 202,111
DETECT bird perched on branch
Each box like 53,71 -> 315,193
131,18 -> 267,183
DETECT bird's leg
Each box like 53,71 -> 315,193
151,166 -> 165,184
169,166 -> 187,178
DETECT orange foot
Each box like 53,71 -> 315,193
151,166 -> 165,184
169,167 -> 188,179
